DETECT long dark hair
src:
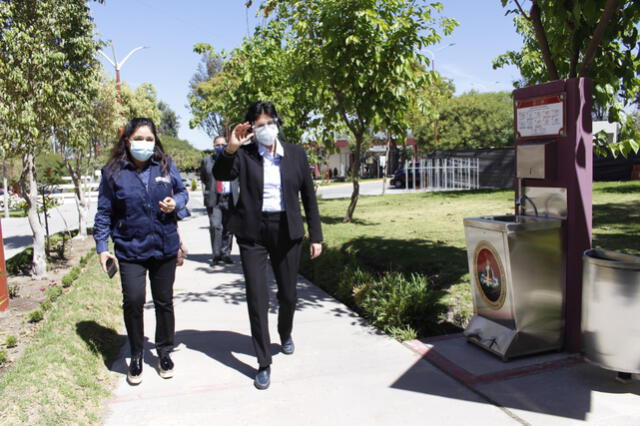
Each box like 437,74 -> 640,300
106,117 -> 171,175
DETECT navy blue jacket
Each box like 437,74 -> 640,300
93,159 -> 189,261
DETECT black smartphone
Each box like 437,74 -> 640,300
106,258 -> 118,279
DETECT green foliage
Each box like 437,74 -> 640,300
196,0 -> 457,221
5,336 -> 17,348
158,101 -> 180,137
120,82 -> 162,125
0,350 -> 7,365
191,178 -> 197,191
495,0 -> 640,158
416,91 -> 515,150
46,285 -> 63,302
0,0 -> 102,276
28,310 -> 44,323
161,135 -> 204,172
6,248 -> 33,275
41,300 -> 53,311
188,47 -> 226,138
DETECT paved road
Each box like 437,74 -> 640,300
316,179 -> 417,199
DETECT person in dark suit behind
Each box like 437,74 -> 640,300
200,136 -> 239,265
213,101 -> 323,390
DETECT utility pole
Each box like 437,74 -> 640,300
98,41 -> 148,104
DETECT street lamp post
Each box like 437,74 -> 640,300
423,43 -> 455,149
98,41 -> 148,104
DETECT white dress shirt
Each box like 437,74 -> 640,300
258,140 -> 285,212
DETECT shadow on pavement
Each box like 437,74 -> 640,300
176,329 -> 278,379
391,348 -> 640,421
2,234 -> 33,249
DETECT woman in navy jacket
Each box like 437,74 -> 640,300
94,117 -> 188,385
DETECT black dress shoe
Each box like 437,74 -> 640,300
158,354 -> 174,379
127,353 -> 143,385
281,337 -> 295,355
254,366 -> 271,390
221,256 -> 234,264
210,257 -> 222,266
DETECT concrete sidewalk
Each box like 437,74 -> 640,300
102,210 -> 640,425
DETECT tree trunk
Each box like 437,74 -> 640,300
66,157 -> 88,238
381,135 -> 390,196
21,151 -> 46,277
344,134 -> 363,222
530,1 -> 560,81
2,160 -> 8,219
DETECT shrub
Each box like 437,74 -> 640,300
28,310 -> 44,323
61,275 -> 74,288
46,285 -> 63,302
358,272 -> 442,336
5,336 -> 17,348
70,266 -> 80,279
8,283 -> 19,299
0,350 -> 7,365
41,300 -> 52,311
191,178 -> 197,191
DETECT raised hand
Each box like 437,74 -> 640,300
227,122 -> 254,154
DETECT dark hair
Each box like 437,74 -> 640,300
244,101 -> 283,126
106,117 -> 171,175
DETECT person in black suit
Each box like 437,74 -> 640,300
213,101 -> 323,390
200,136 -> 239,265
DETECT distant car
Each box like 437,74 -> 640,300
389,168 -> 424,188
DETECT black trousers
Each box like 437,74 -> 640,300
207,194 -> 233,259
118,256 -> 177,358
237,212 -> 302,368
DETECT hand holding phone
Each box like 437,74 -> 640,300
99,251 -> 118,279
106,258 -> 118,279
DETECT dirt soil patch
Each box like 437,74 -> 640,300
0,237 -> 96,374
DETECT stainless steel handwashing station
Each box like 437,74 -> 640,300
463,183 -> 567,361
462,79 -> 594,360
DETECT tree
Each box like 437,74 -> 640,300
495,0 -> 640,157
158,101 -> 180,137
120,82 -> 162,125
273,0 -> 457,221
188,46 -> 226,138
57,73 -> 124,239
414,91 -> 515,151
0,0 -> 103,276
160,135 -> 204,172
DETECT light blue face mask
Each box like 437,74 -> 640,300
130,140 -> 155,162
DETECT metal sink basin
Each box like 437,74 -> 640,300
464,214 -> 563,232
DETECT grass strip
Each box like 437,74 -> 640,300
301,181 -> 640,339
0,252 -> 125,426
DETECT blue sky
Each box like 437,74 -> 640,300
90,0 -> 524,150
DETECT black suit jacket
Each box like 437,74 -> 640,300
200,154 -> 239,208
213,141 -> 323,243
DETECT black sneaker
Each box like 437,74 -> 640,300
221,256 -> 234,265
158,354 -> 174,379
254,366 -> 271,390
281,337 -> 295,355
127,353 -> 143,385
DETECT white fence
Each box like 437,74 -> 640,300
401,157 -> 480,191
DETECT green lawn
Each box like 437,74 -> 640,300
300,181 -> 640,339
0,252 -> 125,425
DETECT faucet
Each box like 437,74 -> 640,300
515,178 -> 539,216
517,194 -> 539,217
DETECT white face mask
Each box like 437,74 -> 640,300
254,123 -> 279,146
